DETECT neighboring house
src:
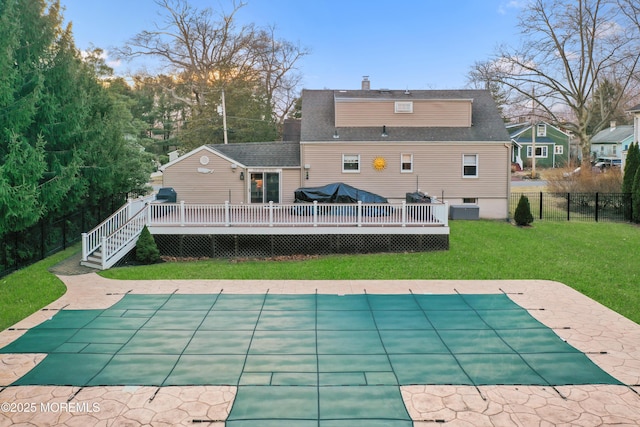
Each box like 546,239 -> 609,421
627,104 -> 640,146
590,122 -> 634,162
508,121 -> 571,169
160,80 -> 511,219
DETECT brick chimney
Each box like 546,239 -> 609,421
361,76 -> 370,90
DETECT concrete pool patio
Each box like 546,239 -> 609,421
1,274 -> 639,426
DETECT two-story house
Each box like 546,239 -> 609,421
508,121 -> 571,169
160,80 -> 511,219
590,122 -> 634,164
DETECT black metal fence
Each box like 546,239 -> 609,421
510,192 -> 631,222
1,194 -> 132,278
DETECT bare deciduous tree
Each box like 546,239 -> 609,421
474,0 -> 640,164
115,0 -> 308,135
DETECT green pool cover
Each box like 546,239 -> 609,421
0,293 -> 621,425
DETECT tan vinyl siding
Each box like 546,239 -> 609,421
162,148 -> 246,204
335,99 -> 472,127
300,141 -> 509,201
280,169 -> 301,203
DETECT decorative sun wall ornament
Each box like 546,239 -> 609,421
372,156 -> 387,171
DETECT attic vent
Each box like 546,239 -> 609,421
395,101 -> 413,113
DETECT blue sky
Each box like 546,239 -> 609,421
60,0 -> 526,90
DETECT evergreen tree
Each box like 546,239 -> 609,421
1,0 -> 153,234
623,142 -> 639,220
0,136 -> 47,234
135,226 -> 160,264
633,166 -> 640,223
514,195 -> 534,226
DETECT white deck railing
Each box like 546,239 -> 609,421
81,194 -> 154,262
82,199 -> 449,269
147,201 -> 449,228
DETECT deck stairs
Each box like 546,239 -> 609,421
81,195 -> 154,270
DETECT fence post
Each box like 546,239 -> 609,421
40,220 -> 46,261
62,216 -> 67,249
595,192 -> 599,222
567,193 -> 570,221
539,192 -> 543,220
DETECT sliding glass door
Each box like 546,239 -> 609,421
250,172 -> 280,203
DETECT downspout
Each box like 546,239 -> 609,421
505,142 -> 512,221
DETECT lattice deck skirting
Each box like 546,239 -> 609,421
152,234 -> 449,259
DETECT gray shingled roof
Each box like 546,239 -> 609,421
590,125 -> 634,144
627,104 -> 640,113
207,141 -> 300,167
300,89 -> 510,142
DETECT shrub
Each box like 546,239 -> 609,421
136,225 -> 161,264
514,194 -> 534,226
623,142 -> 639,220
633,168 -> 640,223
545,166 -> 623,194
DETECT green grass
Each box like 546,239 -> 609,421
101,221 -> 640,324
1,222 -> 639,332
0,245 -> 74,330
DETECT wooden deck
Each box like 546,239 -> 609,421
82,199 -> 449,269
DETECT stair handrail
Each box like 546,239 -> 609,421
81,194 -> 155,261
82,201 -> 131,261
100,205 -> 150,269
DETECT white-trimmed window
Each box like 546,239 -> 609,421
401,153 -> 413,172
394,101 -> 413,113
462,154 -> 478,178
555,145 -> 563,155
527,146 -> 548,158
536,123 -> 547,137
342,154 -> 360,172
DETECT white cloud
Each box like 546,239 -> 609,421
498,0 -> 530,15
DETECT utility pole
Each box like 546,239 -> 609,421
221,87 -> 228,144
531,87 -> 537,179
531,120 -> 537,179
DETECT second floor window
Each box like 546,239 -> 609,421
463,154 -> 478,178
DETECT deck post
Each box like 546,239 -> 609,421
402,201 -> 407,227
225,201 -> 230,227
81,233 -> 88,261
269,201 -> 274,227
357,201 -> 362,227
180,201 -> 185,226
313,201 -> 318,227
443,202 -> 449,226
101,236 -> 107,270
126,198 -> 132,220
147,203 -> 152,226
